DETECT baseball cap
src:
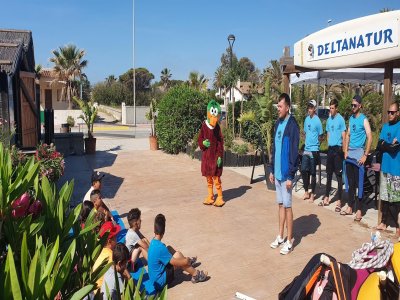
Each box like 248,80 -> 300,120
353,95 -> 362,104
99,221 -> 121,240
308,99 -> 317,107
91,171 -> 105,182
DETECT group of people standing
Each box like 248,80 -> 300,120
269,92 -> 400,255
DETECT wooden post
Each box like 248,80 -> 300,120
283,74 -> 290,94
382,62 -> 393,124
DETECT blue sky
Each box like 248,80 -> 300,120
1,0 -> 399,85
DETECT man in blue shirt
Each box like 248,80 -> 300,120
301,99 -> 323,203
269,93 -> 300,255
376,102 -> 400,236
321,99 -> 346,210
148,214 -> 207,292
342,95 -> 372,221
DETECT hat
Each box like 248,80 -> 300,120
308,99 -> 317,107
91,171 -> 105,182
99,221 -> 121,240
353,95 -> 362,104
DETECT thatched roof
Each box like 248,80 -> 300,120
0,29 -> 35,75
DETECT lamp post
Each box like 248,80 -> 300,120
228,34 -> 235,137
133,0 -> 136,127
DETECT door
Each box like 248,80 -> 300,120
45,89 -> 52,109
19,71 -> 38,147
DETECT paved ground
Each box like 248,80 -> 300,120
59,131 -> 399,300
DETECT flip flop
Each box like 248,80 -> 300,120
340,210 -> 352,216
318,201 -> 329,206
354,216 -> 362,222
335,206 -> 341,212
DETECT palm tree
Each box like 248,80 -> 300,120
106,75 -> 116,86
50,44 -> 88,109
264,60 -> 282,100
160,68 -> 172,91
187,71 -> 208,91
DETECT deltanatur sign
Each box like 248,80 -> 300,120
294,10 -> 400,69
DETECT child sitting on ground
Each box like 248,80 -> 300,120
148,214 -> 208,292
90,189 -> 114,222
84,171 -> 104,202
80,201 -> 94,229
125,208 -> 150,268
101,243 -> 131,299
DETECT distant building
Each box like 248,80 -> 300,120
37,68 -> 68,110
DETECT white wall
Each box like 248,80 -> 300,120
122,104 -> 150,125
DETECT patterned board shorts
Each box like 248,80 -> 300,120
380,172 -> 400,202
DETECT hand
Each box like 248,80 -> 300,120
202,139 -> 210,148
217,157 -> 222,167
393,138 -> 398,144
286,180 -> 292,190
344,151 -> 348,159
358,154 -> 367,165
269,173 -> 274,184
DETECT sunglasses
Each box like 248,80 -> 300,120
351,104 -> 359,108
388,110 -> 398,115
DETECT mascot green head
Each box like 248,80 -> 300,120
206,100 -> 221,127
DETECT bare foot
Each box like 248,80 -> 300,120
323,196 -> 330,205
303,192 -> 310,200
308,193 -> 315,203
375,223 -> 387,231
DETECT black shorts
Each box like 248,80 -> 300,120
166,263 -> 175,285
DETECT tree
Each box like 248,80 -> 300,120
187,71 -> 208,91
105,75 -> 116,86
160,68 -> 172,90
263,60 -> 282,100
49,44 -> 88,109
119,68 -> 154,92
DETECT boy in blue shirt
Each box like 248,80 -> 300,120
301,99 -> 323,203
321,99 -> 346,210
148,214 -> 207,292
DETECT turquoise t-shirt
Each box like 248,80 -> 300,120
304,115 -> 323,151
274,117 -> 289,180
326,113 -> 346,147
349,113 -> 367,149
379,121 -> 400,176
148,239 -> 173,291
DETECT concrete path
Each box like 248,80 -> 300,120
60,135 -> 399,299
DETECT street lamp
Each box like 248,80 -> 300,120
227,34 -> 235,136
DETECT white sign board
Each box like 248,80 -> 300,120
294,11 -> 400,69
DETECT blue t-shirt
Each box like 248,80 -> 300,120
304,115 -> 323,151
148,239 -> 173,291
349,113 -> 367,149
326,113 -> 346,147
379,121 -> 400,176
274,117 -> 289,180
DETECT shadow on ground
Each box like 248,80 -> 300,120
223,185 -> 252,202
85,150 -> 118,169
101,173 -> 124,200
293,214 -> 321,247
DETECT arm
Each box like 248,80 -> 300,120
341,131 -> 346,152
359,118 -> 372,164
287,120 -> 300,188
344,126 -> 350,158
269,122 -> 276,183
197,125 -> 207,151
137,239 -> 149,250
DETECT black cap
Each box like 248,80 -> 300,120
91,171 -> 105,182
353,95 -> 362,104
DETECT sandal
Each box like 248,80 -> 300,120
188,256 -> 197,267
191,270 -> 208,283
335,206 -> 341,212
354,216 -> 362,222
340,210 -> 352,216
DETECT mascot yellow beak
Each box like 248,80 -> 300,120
208,111 -> 219,127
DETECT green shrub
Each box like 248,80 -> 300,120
222,127 -> 233,150
232,143 -> 249,155
66,115 -> 75,127
156,85 -> 210,154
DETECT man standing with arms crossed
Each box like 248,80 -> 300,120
321,99 -> 346,210
342,95 -> 372,221
269,93 -> 300,255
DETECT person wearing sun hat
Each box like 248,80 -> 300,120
93,221 -> 121,289
83,171 -> 105,203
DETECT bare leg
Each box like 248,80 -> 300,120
279,204 -> 285,238
139,247 -> 148,260
130,248 -> 141,269
171,250 -> 196,276
286,207 -> 293,241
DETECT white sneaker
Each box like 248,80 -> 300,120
270,235 -> 285,249
280,240 -> 293,255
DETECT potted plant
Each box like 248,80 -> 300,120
73,96 -> 98,154
145,97 -> 158,150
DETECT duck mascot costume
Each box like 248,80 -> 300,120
198,100 -> 225,207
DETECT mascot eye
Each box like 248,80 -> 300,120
210,107 -> 218,116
